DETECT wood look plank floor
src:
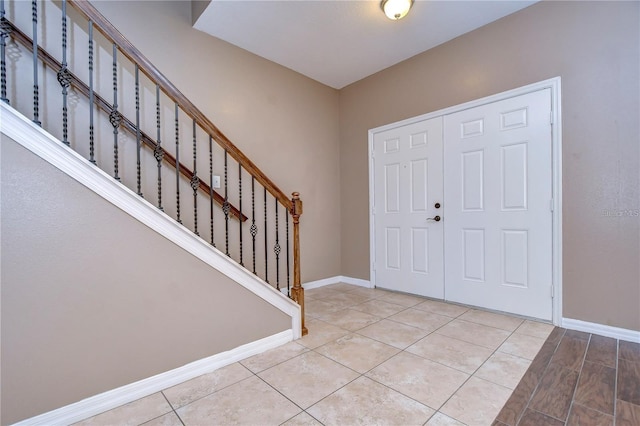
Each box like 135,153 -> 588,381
494,328 -> 640,426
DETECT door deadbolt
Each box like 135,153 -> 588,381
434,202 -> 441,209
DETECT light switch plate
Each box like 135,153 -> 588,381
212,175 -> 221,188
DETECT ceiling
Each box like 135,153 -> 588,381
193,1 -> 537,89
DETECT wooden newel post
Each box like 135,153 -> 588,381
290,192 -> 308,336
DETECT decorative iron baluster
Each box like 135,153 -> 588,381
0,0 -> 9,104
175,103 -> 181,223
154,84 -> 164,210
57,0 -> 70,145
31,0 -> 40,125
191,120 -> 199,236
110,43 -> 121,181
88,21 -> 95,163
209,135 -> 215,246
223,150 -> 230,256
274,200 -> 281,290
135,64 -> 142,196
251,177 -> 257,274
238,163 -> 243,266
264,187 -> 269,283
286,210 -> 290,296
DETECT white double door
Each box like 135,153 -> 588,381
373,88 -> 553,320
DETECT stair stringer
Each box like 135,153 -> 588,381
0,101 -> 302,338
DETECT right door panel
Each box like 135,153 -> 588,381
444,88 -> 553,320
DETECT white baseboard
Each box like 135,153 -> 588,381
303,275 -> 372,290
562,318 -> 640,343
14,330 -> 293,426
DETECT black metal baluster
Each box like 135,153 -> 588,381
191,120 -> 199,236
31,0 -> 40,125
88,21 -> 95,163
209,135 -> 215,246
286,209 -> 290,296
0,0 -> 9,104
154,84 -> 163,210
223,150 -> 230,256
109,43 -> 121,181
251,177 -> 257,274
239,164 -> 243,266
57,0 -> 70,145
274,200 -> 281,290
175,103 -> 181,223
264,188 -> 269,283
135,64 -> 142,196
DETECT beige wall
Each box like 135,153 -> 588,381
339,1 -> 640,331
0,135 -> 290,424
91,0 -> 342,283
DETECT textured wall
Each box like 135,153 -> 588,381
339,1 -> 639,331
0,135 -> 290,424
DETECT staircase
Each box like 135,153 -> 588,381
1,0 -> 306,423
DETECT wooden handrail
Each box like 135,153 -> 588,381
5,19 -> 247,222
68,0 -> 293,212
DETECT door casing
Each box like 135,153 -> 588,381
368,77 -> 563,325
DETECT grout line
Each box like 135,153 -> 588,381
159,391 -> 186,426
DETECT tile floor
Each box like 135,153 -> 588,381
495,327 -> 640,425
75,283 -> 556,426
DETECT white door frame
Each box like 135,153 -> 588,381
368,77 -> 563,325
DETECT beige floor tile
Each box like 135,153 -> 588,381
304,286 -> 342,300
162,362 -> 253,409
498,332 -> 546,360
459,309 -> 524,332
344,286 -> 380,298
176,376 -> 300,425
140,412 -> 183,426
307,376 -> 435,426
74,393 -> 172,426
474,351 -> 531,389
322,291 -> 374,305
315,333 -> 400,373
358,319 -> 430,349
367,352 -> 469,410
375,291 -> 426,307
436,319 -> 511,350
351,299 -> 407,318
406,333 -> 493,374
258,351 -> 359,409
299,317 -> 350,349
281,411 -> 324,426
318,308 -> 382,331
414,300 -> 469,318
305,299 -> 347,319
514,320 -> 555,339
240,341 -> 308,373
425,412 -> 466,426
388,308 -> 452,332
440,376 -> 513,426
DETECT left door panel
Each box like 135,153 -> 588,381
373,118 -> 444,298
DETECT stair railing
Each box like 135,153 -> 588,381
0,0 -> 306,335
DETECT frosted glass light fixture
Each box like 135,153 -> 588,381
381,0 -> 414,20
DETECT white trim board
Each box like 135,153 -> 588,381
368,77 -> 563,325
562,318 -> 640,344
0,102 -> 301,338
12,330 -> 293,426
303,276 -> 372,290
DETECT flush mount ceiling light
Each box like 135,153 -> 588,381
381,0 -> 414,20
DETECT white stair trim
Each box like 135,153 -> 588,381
12,330 -> 293,425
0,102 -> 301,337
